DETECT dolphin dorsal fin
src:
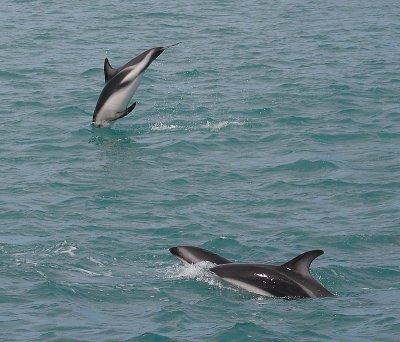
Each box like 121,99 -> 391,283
104,57 -> 119,82
281,250 -> 324,277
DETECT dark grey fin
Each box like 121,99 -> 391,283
104,57 -> 119,82
281,250 -> 324,277
112,102 -> 136,121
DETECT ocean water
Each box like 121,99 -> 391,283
1,0 -> 400,340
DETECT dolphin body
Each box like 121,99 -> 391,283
169,246 -> 333,298
92,43 -> 180,127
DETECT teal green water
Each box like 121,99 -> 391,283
1,0 -> 400,341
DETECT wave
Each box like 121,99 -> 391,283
267,179 -> 400,190
80,67 -> 102,78
73,267 -> 112,277
212,322 -> 284,341
263,159 -> 338,173
12,100 -> 45,109
276,116 -> 316,125
130,332 -> 175,341
175,69 -> 202,77
0,70 -> 27,80
310,132 -> 372,143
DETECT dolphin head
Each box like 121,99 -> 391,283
149,47 -> 165,61
150,42 -> 181,61
169,245 -> 231,265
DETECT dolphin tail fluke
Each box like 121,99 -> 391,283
113,102 -> 137,121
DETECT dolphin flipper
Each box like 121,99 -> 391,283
112,102 -> 137,121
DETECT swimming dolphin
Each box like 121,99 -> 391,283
92,42 -> 180,127
169,246 -> 334,298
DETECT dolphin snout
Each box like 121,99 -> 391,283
169,246 -> 179,256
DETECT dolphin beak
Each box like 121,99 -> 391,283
161,42 -> 181,51
169,246 -> 179,256
169,246 -> 189,264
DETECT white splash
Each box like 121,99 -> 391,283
75,267 -> 112,277
36,270 -> 46,278
54,241 -> 77,257
200,120 -> 245,131
88,257 -> 105,266
166,261 -> 223,287
151,120 -> 245,132
151,122 -> 180,131
59,246 -> 77,257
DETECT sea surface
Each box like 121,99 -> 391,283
1,0 -> 400,341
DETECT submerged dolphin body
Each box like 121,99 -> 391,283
169,246 -> 334,298
92,43 -> 180,127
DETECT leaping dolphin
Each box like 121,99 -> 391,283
92,42 -> 180,127
169,246 -> 334,299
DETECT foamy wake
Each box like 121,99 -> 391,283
151,120 -> 245,132
200,120 -> 245,130
165,261 -> 223,288
74,267 -> 112,277
151,122 -> 180,131
54,241 -> 77,257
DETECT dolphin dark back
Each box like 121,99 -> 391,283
104,45 -> 179,82
210,262 -> 333,298
210,250 -> 334,298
